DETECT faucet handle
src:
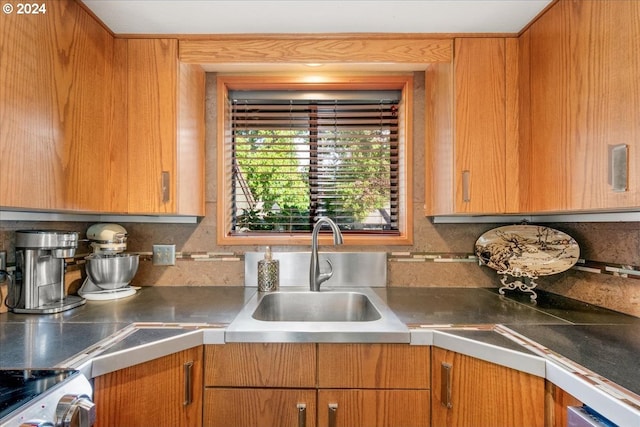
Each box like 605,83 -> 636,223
318,259 -> 334,285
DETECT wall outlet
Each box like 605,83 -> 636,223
152,244 -> 176,266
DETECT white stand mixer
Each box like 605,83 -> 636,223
78,224 -> 139,301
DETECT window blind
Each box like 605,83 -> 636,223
228,90 -> 401,235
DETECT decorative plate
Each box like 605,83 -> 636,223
475,225 -> 580,277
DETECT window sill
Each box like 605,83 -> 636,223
217,233 -> 413,246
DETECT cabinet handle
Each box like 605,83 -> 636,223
161,171 -> 171,203
462,170 -> 471,202
297,403 -> 306,427
183,361 -> 193,406
608,144 -> 628,192
328,403 -> 338,427
441,362 -> 453,409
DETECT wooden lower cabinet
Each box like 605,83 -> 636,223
93,346 -> 203,427
318,389 -> 430,427
204,388 -> 316,427
204,343 -> 431,427
545,381 -> 582,427
431,347 -> 544,427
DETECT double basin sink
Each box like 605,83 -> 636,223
226,287 -> 410,343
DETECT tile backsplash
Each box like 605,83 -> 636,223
2,216 -> 639,317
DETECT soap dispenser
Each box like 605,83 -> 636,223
257,246 -> 279,292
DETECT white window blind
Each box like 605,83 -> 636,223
227,90 -> 401,235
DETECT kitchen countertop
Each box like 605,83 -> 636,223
1,286 -> 639,425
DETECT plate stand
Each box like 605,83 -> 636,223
498,274 -> 538,302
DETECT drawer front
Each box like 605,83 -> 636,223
205,388 -> 316,427
318,389 -> 430,427
205,343 -> 316,387
318,343 -> 430,389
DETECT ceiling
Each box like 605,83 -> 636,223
82,0 -> 553,35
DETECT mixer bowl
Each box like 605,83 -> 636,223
85,253 -> 139,290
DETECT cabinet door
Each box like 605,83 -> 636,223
453,38 -> 507,214
124,38 -> 205,215
0,0 -> 127,212
93,346 -> 203,427
204,388 -> 316,427
318,390 -> 430,427
526,0 -> 640,211
432,347 -> 544,427
126,38 -> 178,214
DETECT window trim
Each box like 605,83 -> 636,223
216,74 -> 413,246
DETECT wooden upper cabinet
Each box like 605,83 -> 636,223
0,0 -> 127,212
454,38 -> 507,214
125,39 -> 205,215
426,38 -> 515,215
523,0 -> 640,212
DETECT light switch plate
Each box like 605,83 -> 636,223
153,244 -> 176,266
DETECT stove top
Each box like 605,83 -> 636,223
0,369 -> 78,421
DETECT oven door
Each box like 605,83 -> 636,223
0,369 -> 94,427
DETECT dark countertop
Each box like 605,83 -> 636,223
376,287 -> 640,326
0,285 -> 638,416
0,322 -> 128,369
377,287 -> 568,325
509,323 -> 640,396
0,286 -> 251,369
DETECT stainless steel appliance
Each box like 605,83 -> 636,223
0,369 -> 95,427
8,231 -> 84,314
78,224 -> 139,301
568,406 -> 616,427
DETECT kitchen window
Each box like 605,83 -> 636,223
216,75 -> 413,245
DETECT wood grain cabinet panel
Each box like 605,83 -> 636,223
318,344 -> 431,427
93,346 -> 203,427
318,389 -> 430,427
318,343 -> 430,389
431,347 -> 544,427
204,388 -> 316,427
124,39 -> 205,215
426,38 -> 512,215
453,38 -> 507,214
205,343 -> 316,387
545,381 -> 582,427
524,0 -> 640,212
205,344 -> 430,427
0,0 -> 126,212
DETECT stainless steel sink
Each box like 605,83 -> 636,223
252,291 -> 382,322
225,287 -> 410,343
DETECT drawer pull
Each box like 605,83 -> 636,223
462,170 -> 471,202
183,361 -> 193,406
161,171 -> 171,203
441,362 -> 453,409
328,403 -> 338,427
608,144 -> 628,192
297,403 -> 306,427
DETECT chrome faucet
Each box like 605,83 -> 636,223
309,217 -> 344,291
